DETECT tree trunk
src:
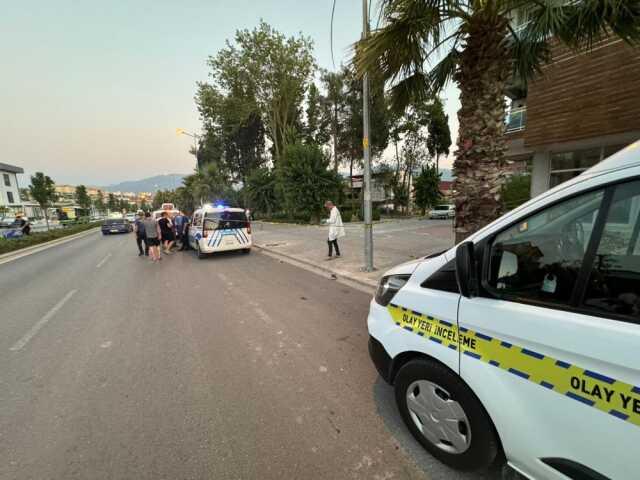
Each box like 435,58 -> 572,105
349,159 -> 356,218
44,208 -> 50,231
453,14 -> 510,243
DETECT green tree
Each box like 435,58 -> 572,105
303,82 -> 329,146
107,193 -> 118,212
276,143 -> 342,222
502,173 -> 531,211
320,70 -> 348,172
139,198 -> 148,212
426,98 -> 452,176
357,0 -> 640,241
29,172 -> 57,230
413,165 -> 442,216
93,191 -> 106,214
246,167 -> 278,218
75,185 -> 92,216
208,21 -> 316,162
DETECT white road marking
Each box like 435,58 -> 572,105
96,253 -> 112,268
10,289 -> 78,351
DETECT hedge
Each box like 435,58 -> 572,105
0,222 -> 101,255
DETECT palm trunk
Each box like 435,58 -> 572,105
333,104 -> 339,172
453,14 -> 511,243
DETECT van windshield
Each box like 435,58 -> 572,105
205,211 -> 248,229
434,205 -> 451,211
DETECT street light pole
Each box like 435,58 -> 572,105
362,0 -> 373,272
176,128 -> 200,170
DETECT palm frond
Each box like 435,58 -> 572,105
507,24 -> 551,86
388,71 -> 430,110
427,47 -> 460,92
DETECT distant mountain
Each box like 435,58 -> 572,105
104,174 -> 187,193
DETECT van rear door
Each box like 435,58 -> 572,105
457,181 -> 640,479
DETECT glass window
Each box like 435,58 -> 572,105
3,174 -> 10,187
193,212 -> 203,227
583,181 -> 640,322
487,189 -> 604,305
7,191 -> 14,203
204,211 -> 248,229
422,260 -> 459,294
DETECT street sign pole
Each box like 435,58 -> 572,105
362,0 -> 374,272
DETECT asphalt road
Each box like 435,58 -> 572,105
0,232 -> 502,480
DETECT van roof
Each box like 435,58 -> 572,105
586,140 -> 640,174
196,205 -> 245,213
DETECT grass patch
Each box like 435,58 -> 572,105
0,222 -> 101,255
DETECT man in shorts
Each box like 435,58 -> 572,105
142,212 -> 161,262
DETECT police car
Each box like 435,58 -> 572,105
368,141 -> 640,479
188,205 -> 251,259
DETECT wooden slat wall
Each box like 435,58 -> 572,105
524,38 -> 640,148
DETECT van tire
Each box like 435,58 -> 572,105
242,248 -> 251,254
196,243 -> 205,259
395,358 -> 499,471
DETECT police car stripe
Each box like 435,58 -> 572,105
387,304 -> 640,428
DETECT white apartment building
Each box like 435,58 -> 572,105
0,162 -> 24,212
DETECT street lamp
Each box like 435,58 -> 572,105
176,128 -> 200,169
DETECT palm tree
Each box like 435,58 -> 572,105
356,0 -> 640,241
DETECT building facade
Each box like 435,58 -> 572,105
504,36 -> 640,197
0,162 -> 24,213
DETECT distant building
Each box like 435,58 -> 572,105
504,35 -> 640,198
0,162 -> 24,213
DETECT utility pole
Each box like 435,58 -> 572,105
362,0 -> 374,272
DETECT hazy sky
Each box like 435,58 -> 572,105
1,0 -> 459,187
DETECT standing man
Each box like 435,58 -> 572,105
142,211 -> 161,262
324,200 -> 345,259
133,210 -> 148,256
173,211 -> 187,251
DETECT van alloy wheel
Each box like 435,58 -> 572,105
405,380 -> 471,454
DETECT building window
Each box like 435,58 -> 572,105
3,174 -> 10,187
7,191 -> 15,204
549,145 -> 625,188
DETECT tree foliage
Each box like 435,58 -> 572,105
75,185 -> 92,214
276,143 -> 342,222
413,165 -> 442,216
29,172 -> 57,230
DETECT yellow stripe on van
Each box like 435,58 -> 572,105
388,303 -> 640,428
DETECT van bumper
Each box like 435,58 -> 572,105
368,335 -> 393,384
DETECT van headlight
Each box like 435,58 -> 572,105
375,275 -> 410,306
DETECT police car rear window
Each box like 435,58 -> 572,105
205,212 -> 248,229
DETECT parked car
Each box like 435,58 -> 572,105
429,204 -> 455,219
101,218 -> 132,235
367,141 -> 640,479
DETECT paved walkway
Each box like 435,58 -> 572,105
252,218 -> 455,288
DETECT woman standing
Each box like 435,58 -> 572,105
158,211 -> 175,254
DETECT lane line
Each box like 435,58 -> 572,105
96,253 -> 112,269
10,289 -> 78,352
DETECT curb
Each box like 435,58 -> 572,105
0,227 -> 100,265
253,243 -> 379,293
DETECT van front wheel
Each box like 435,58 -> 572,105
196,243 -> 206,259
395,359 -> 499,471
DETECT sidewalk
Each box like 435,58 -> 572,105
252,218 -> 455,289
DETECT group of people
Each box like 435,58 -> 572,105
133,211 -> 190,263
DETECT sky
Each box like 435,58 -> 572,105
1,0 -> 459,187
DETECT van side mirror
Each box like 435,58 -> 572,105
455,241 -> 477,298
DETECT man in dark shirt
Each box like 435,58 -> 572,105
133,211 -> 148,256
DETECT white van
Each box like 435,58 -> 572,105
368,141 -> 640,479
188,205 -> 251,258
153,203 -> 180,220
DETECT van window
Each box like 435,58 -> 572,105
582,181 -> 640,322
193,212 -> 203,227
487,189 -> 604,305
205,211 -> 248,229
422,259 -> 459,293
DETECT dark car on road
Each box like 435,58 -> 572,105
101,218 -> 133,235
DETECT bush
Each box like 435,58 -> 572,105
372,207 -> 381,221
0,222 -> 101,255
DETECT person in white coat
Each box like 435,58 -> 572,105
324,200 -> 345,259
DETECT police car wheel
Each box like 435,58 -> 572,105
196,243 -> 205,259
242,248 -> 251,254
395,359 -> 499,471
